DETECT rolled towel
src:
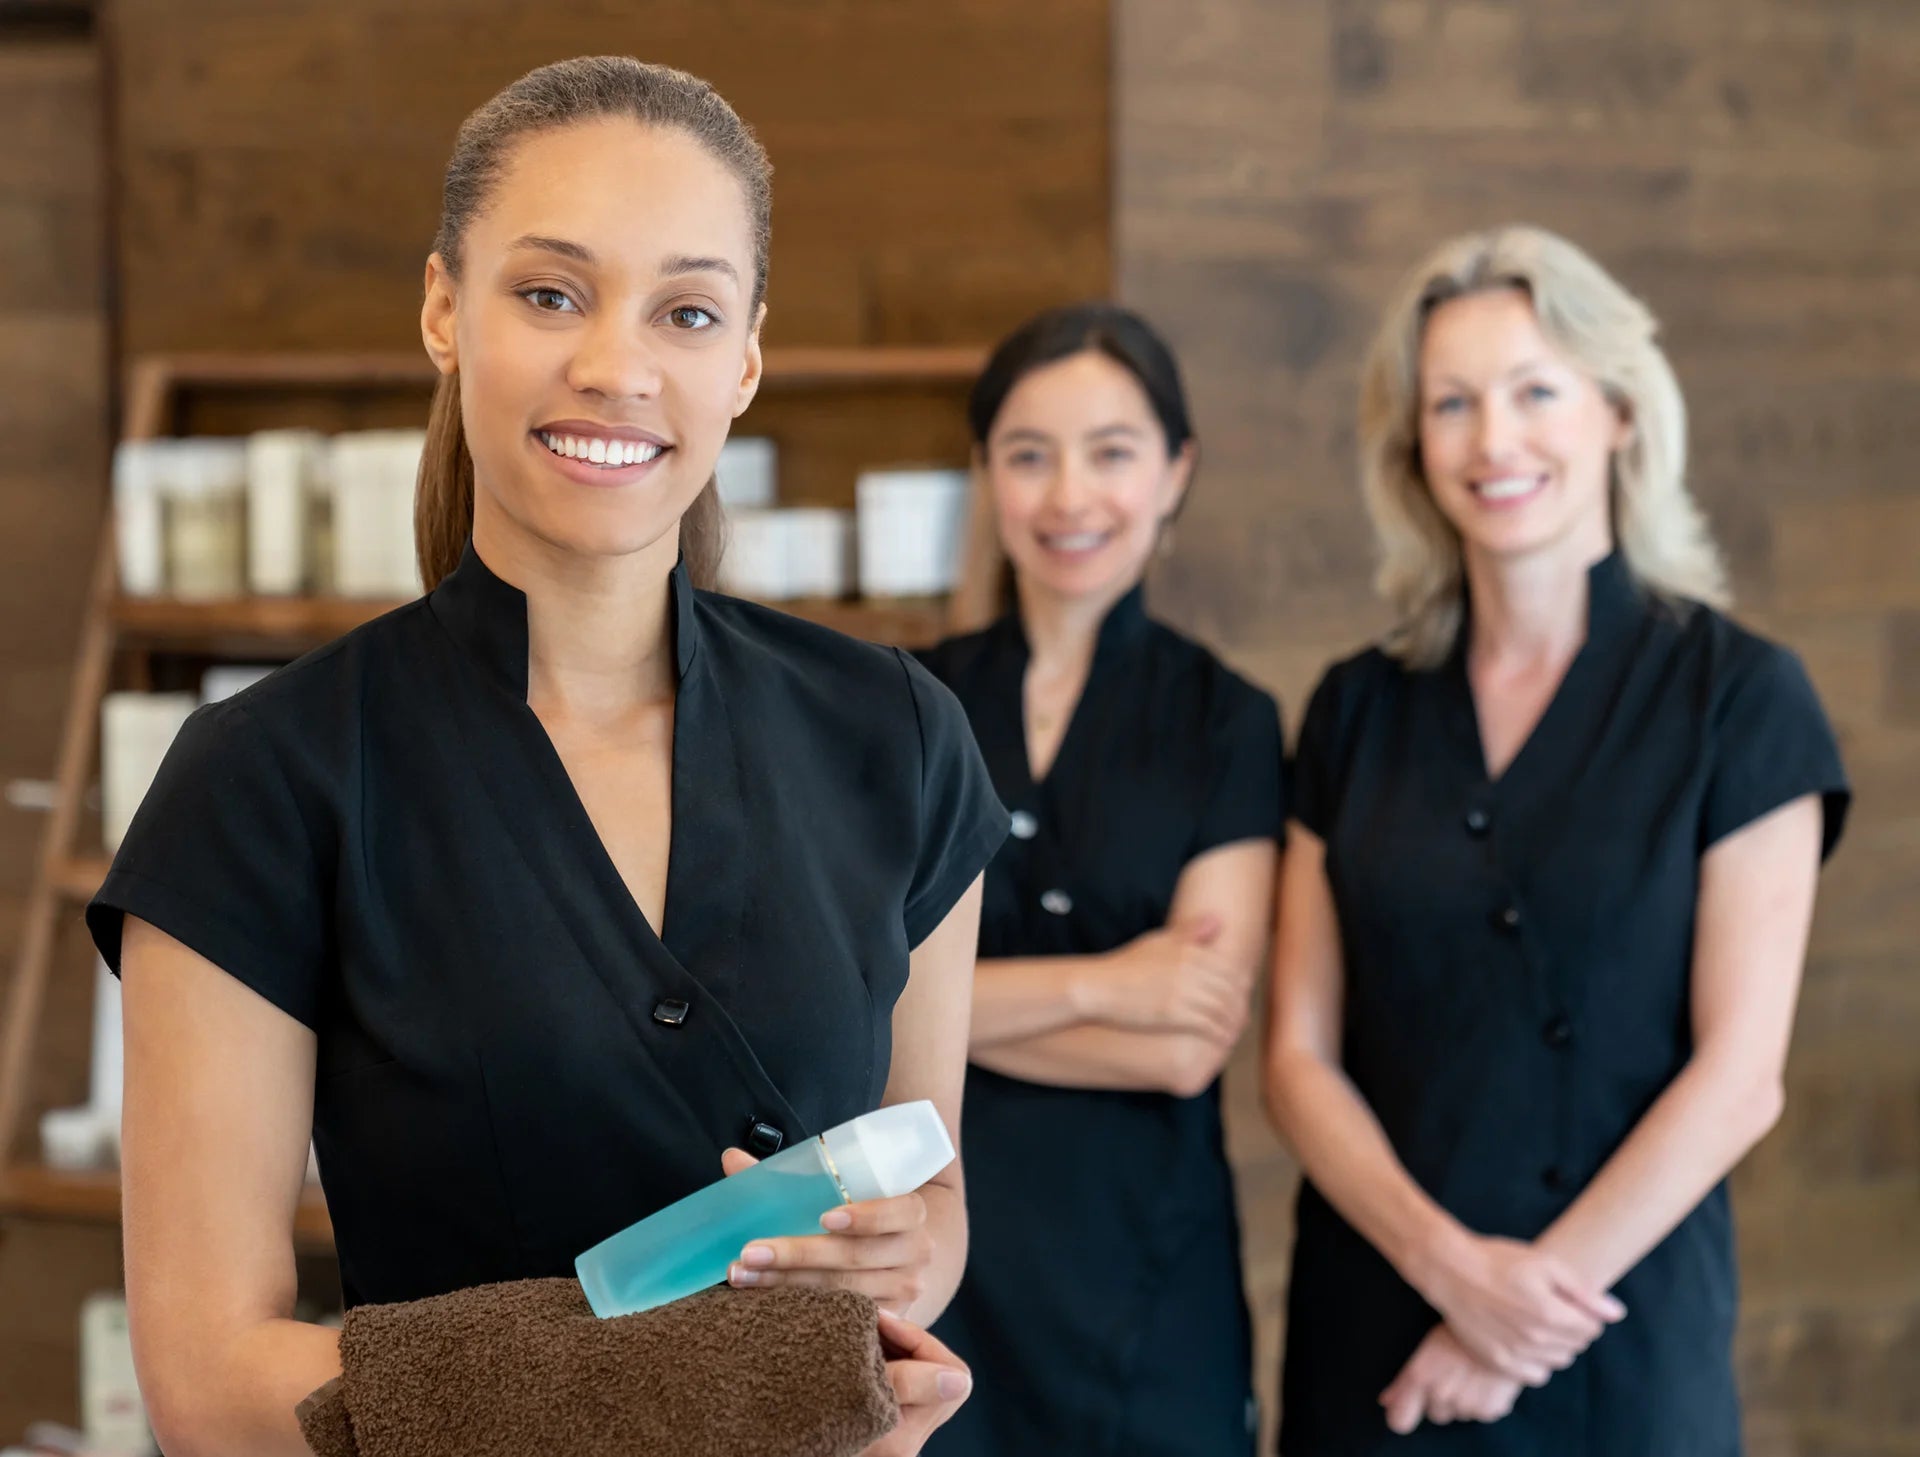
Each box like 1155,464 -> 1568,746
295,1278 -> 899,1457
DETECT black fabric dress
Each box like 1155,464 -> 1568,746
1279,552 -> 1850,1456
87,541 -> 1009,1310
918,586 -> 1285,1457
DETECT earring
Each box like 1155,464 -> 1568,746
1156,521 -> 1177,559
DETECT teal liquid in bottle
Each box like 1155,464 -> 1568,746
576,1100 -> 954,1319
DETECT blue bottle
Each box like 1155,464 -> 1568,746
575,1100 -> 955,1318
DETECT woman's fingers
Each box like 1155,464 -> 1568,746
887,1358 -> 973,1408
731,1229 -> 930,1280
1550,1270 -> 1628,1327
875,1310 -> 972,1405
818,1192 -> 927,1237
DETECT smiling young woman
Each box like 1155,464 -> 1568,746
1263,226 -> 1849,1454
86,58 -> 1005,1457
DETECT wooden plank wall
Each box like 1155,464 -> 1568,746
0,0 -> 1110,1437
0,28 -> 122,1438
1116,2 -> 1920,1453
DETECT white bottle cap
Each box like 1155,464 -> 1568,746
819,1100 -> 955,1203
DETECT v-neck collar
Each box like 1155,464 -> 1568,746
1000,581 -> 1152,790
428,538 -> 701,702
1445,550 -> 1645,788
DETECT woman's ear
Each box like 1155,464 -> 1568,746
1162,438 -> 1199,519
421,254 -> 459,377
732,301 -> 767,418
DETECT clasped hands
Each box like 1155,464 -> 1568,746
1384,1234 -> 1626,1433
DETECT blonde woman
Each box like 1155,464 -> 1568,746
1263,226 -> 1848,1453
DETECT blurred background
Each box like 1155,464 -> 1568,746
0,1 -> 1914,1452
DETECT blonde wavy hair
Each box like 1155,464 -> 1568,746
1358,224 -> 1728,668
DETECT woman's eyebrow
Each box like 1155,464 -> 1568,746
506,233 -> 594,263
501,240 -> 737,286
660,254 -> 739,283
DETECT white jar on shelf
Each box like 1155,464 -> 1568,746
100,691 -> 197,853
161,440 -> 248,600
714,436 -> 778,510
783,507 -> 855,598
246,429 -> 323,595
856,468 -> 970,597
330,429 -> 425,598
112,441 -> 167,597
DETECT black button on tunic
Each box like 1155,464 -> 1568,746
917,588 -> 1285,1457
87,543 -> 1008,1310
1279,554 -> 1850,1456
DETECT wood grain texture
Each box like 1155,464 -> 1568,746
1117,0 -> 1920,1451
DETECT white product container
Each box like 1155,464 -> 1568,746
856,468 -> 970,597
714,436 -> 778,510
330,430 -> 425,598
783,508 -> 855,598
100,691 -> 197,852
112,441 -> 166,597
80,1293 -> 156,1455
246,430 -> 323,594
718,510 -> 792,599
161,440 -> 248,600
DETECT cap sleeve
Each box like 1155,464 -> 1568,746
1290,661 -> 1356,842
894,648 -> 1010,949
1188,675 -> 1285,857
1701,641 -> 1850,862
86,699 -> 332,1028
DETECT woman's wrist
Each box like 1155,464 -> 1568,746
1395,1204 -> 1476,1308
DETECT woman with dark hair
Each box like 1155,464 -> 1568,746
87,57 -> 1004,1457
918,304 -> 1283,1455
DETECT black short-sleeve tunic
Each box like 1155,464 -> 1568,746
86,542 -> 1009,1310
917,586 -> 1285,1457
1279,552 -> 1850,1456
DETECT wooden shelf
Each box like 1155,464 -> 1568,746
111,592 -> 949,651
113,593 -> 408,650
0,1162 -> 335,1251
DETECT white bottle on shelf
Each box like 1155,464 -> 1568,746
99,691 -> 198,853
162,440 -> 248,600
112,441 -> 166,597
246,429 -> 322,595
331,430 -> 425,598
856,467 -> 970,597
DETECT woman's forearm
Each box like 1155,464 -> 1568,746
912,1176 -> 970,1327
146,1316 -> 341,1457
1265,1046 -> 1465,1299
1536,1052 -> 1783,1290
967,955 -> 1109,1049
971,1023 -> 1234,1098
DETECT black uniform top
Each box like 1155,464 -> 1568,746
86,541 -> 1009,1311
916,586 -> 1284,1457
1279,552 -> 1849,1457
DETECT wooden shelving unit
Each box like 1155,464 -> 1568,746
0,348 -> 1005,1252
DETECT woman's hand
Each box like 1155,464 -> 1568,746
1092,915 -> 1247,1041
1418,1232 -> 1625,1383
1380,1325 -> 1523,1434
859,1309 -> 971,1456
721,1149 -> 936,1314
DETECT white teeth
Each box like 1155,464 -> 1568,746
538,432 -> 665,468
1476,476 -> 1541,501
1044,532 -> 1109,551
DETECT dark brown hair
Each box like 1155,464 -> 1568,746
416,56 -> 773,590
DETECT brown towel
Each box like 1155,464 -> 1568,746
295,1278 -> 898,1457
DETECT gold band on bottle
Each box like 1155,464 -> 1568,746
818,1135 -> 854,1205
